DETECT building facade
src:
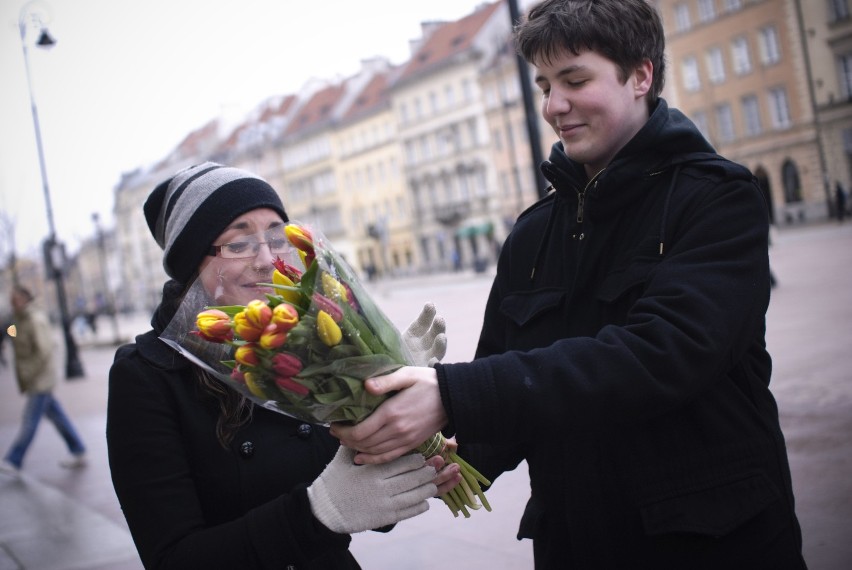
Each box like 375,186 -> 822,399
658,0 -> 851,224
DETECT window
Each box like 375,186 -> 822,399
714,103 -> 736,142
697,0 -> 716,22
414,97 -> 423,119
758,26 -> 781,65
445,84 -> 455,107
706,47 -> 726,84
399,102 -> 409,124
682,56 -> 701,91
768,87 -> 792,129
839,52 -> 852,99
731,36 -> 752,75
429,91 -> 439,114
674,2 -> 691,32
741,94 -> 763,136
723,0 -> 743,11
463,79 -> 475,103
829,0 -> 850,22
691,110 -> 711,140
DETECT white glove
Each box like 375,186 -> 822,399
307,446 -> 437,534
402,303 -> 447,367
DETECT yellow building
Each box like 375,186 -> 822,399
657,0 -> 847,224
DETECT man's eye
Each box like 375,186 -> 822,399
225,242 -> 251,254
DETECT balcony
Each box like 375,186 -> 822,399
433,201 -> 471,226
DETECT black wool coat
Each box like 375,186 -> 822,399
107,329 -> 360,570
435,100 -> 806,569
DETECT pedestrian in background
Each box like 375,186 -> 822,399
1,285 -> 87,475
333,1 -> 806,568
836,181 -> 847,223
106,162 -> 455,569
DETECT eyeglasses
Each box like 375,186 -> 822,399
208,227 -> 290,259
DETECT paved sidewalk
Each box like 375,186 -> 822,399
0,222 -> 850,569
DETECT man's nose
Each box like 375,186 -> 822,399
545,89 -> 571,117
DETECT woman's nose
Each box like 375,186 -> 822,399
253,242 -> 277,265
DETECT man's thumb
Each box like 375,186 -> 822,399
365,368 -> 413,395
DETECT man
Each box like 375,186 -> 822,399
1,285 -> 87,474
333,1 -> 805,568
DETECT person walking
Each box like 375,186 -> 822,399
836,181 -> 847,222
332,1 -> 806,568
1,285 -> 87,475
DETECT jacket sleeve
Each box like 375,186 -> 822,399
106,352 -> 351,570
437,174 -> 771,444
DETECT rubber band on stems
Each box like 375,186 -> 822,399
416,432 -> 492,518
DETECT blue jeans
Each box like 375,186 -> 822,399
4,392 -> 86,468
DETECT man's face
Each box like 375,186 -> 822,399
10,290 -> 27,312
534,48 -> 652,177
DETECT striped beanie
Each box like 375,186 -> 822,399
144,162 -> 288,284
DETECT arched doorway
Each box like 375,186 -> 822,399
754,166 -> 774,225
781,159 -> 804,223
781,160 -> 802,204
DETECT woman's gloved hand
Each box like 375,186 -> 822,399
401,303 -> 447,367
307,446 -> 437,534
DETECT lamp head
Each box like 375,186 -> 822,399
36,28 -> 56,48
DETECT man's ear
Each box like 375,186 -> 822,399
633,59 -> 654,99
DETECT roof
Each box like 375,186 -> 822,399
397,1 -> 503,83
282,82 -> 346,137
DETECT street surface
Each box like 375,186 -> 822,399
0,222 -> 849,569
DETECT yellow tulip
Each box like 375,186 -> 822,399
272,271 -> 303,305
316,310 -> 342,346
243,372 -> 267,399
322,272 -> 349,303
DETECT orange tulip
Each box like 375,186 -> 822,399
195,309 -> 233,342
271,303 -> 300,331
235,344 -> 259,367
259,323 -> 287,350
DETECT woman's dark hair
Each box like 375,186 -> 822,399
159,277 -> 253,449
515,0 -> 666,103
196,369 -> 253,448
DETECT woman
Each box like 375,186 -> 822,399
107,162 -> 456,569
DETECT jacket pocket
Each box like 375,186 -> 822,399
639,472 -> 780,538
501,288 -> 565,326
597,257 -> 658,304
499,289 -> 566,349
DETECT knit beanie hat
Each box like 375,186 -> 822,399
143,162 -> 288,284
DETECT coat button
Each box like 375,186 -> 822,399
296,424 -> 313,439
239,441 -> 255,458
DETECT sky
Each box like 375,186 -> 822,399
0,0 -> 503,257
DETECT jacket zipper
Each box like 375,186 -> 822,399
576,169 -> 604,226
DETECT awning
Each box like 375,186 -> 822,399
455,221 -> 493,238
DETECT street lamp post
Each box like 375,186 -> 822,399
19,0 -> 84,379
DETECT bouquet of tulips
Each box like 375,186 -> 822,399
162,222 -> 490,518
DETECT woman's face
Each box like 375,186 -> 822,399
197,208 -> 289,306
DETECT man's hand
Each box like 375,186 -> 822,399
401,303 -> 447,367
330,366 -> 447,464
